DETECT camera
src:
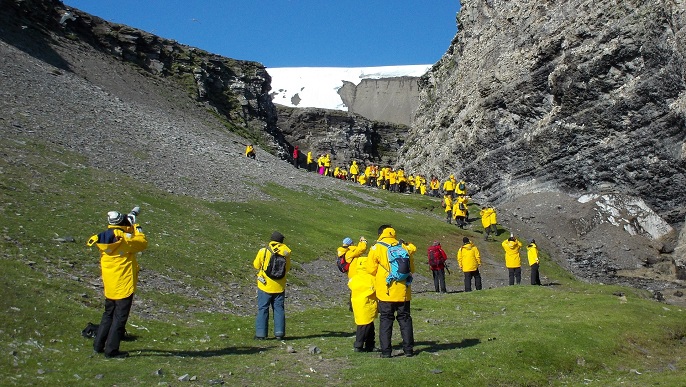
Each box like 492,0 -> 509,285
127,206 -> 141,226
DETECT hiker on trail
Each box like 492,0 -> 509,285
348,254 -> 378,352
443,175 -> 457,198
292,146 -> 300,168
443,194 -> 454,224
307,151 -> 314,172
430,176 -> 440,197
527,239 -> 542,285
502,234 -> 523,285
349,161 -> 360,182
452,195 -> 468,229
427,241 -> 448,293
323,154 -> 332,176
245,144 -> 256,159
456,179 -> 467,196
480,206 -> 497,240
365,225 -> 415,358
317,154 -> 325,175
457,237 -> 482,292
253,231 -> 291,340
87,207 -> 148,359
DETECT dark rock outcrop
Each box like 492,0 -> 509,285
338,76 -> 422,126
400,0 -> 686,225
276,105 -> 409,167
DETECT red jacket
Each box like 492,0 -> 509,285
427,244 -> 448,270
293,147 -> 299,158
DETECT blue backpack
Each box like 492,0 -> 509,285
376,241 -> 412,286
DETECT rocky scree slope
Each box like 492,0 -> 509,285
398,0 -> 686,295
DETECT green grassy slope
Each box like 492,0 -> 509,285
1,136 -> 684,386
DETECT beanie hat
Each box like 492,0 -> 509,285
107,211 -> 125,225
462,237 -> 470,244
529,239 -> 536,244
432,240 -> 440,246
342,237 -> 353,246
270,231 -> 285,243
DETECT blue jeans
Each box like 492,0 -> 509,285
255,288 -> 285,338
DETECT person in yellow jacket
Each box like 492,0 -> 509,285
253,231 -> 292,340
365,225 -> 415,358
527,239 -> 542,285
337,237 -> 368,279
306,151 -> 314,172
348,255 -> 378,352
323,154 -> 332,176
452,195 -> 468,229
502,234 -> 523,285
245,144 -> 256,159
349,161 -> 360,181
430,176 -> 440,197
443,194 -> 454,224
480,206 -> 498,240
87,208 -> 148,358
358,173 -> 368,186
457,237 -> 482,292
443,174 -> 457,198
456,179 -> 467,196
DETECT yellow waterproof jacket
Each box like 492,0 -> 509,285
456,180 -> 467,195
337,240 -> 368,279
307,151 -> 313,164
452,197 -> 468,218
358,174 -> 368,185
253,242 -> 292,293
430,179 -> 440,190
365,228 -> 415,302
490,208 -> 497,225
88,224 -> 148,300
480,208 -> 494,228
502,239 -> 523,268
527,243 -> 539,266
443,195 -> 453,213
245,145 -> 254,157
457,242 -> 481,272
350,162 -> 359,175
443,176 -> 456,192
348,256 -> 378,325
324,154 -> 331,167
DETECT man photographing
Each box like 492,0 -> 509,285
87,206 -> 148,358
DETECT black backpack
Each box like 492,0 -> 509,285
263,246 -> 287,280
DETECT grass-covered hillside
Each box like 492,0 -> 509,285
1,134 -> 685,387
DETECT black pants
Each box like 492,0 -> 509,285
432,269 -> 447,293
354,322 -> 375,351
531,263 -> 541,285
378,301 -> 414,356
464,269 -> 482,292
508,267 -> 522,285
94,294 -> 133,356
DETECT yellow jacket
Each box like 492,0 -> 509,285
350,161 -> 359,175
527,243 -> 539,266
358,174 -> 368,185
245,145 -> 255,157
337,240 -> 368,279
457,242 -> 481,272
443,176 -> 456,192
88,224 -> 148,300
307,151 -> 313,164
430,179 -> 440,190
480,208 -> 494,228
456,180 -> 467,195
253,242 -> 292,293
452,196 -> 468,218
365,228 -> 415,302
348,256 -> 378,325
443,195 -> 453,213
490,208 -> 497,225
502,239 -> 522,268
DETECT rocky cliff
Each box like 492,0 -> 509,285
1,0 -> 289,154
276,105 -> 409,167
402,0 -> 685,223
398,0 -> 686,290
338,76 -> 421,126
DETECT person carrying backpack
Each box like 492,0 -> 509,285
427,241 -> 448,293
253,231 -> 292,340
365,225 -> 416,358
457,237 -> 482,292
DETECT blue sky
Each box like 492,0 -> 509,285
62,1 -> 460,68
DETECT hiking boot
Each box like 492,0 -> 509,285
275,336 -> 284,340
404,350 -> 414,357
104,350 -> 129,359
354,347 -> 364,353
253,336 -> 266,340
380,352 -> 392,358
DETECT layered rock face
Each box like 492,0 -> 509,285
276,105 -> 409,167
338,77 -> 421,126
400,0 -> 686,226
